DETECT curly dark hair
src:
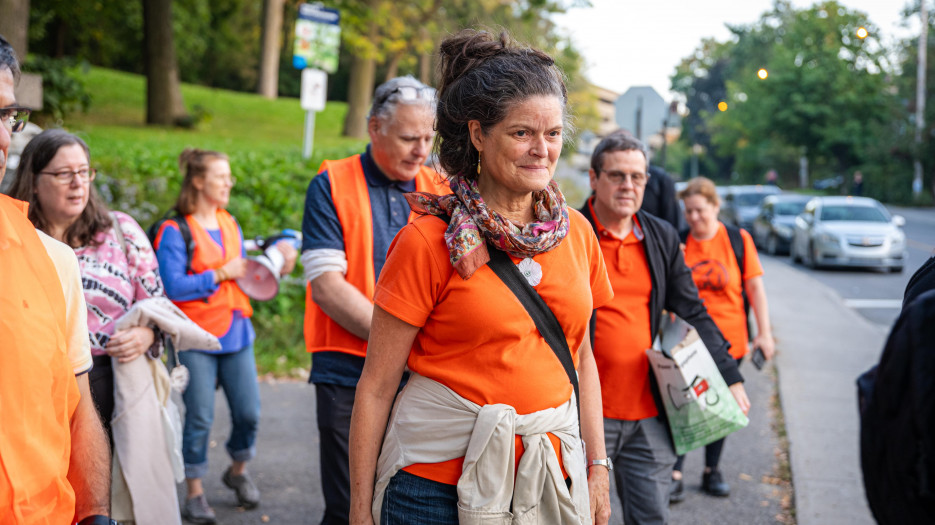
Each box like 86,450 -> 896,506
435,29 -> 570,179
6,129 -> 112,248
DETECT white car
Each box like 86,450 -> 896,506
790,196 -> 907,272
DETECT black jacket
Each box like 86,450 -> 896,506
580,203 -> 744,389
641,165 -> 686,232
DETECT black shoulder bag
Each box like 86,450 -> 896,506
485,245 -> 580,425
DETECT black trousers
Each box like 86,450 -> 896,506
316,383 -> 357,525
89,354 -> 115,441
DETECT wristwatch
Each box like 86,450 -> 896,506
77,515 -> 118,525
588,458 -> 614,472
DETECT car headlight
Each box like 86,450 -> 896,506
775,225 -> 793,239
818,232 -> 840,246
891,231 -> 906,248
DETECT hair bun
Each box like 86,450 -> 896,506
437,30 -> 512,96
178,147 -> 200,172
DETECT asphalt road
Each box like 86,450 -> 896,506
769,205 -> 935,328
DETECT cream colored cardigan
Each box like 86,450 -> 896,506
373,373 -> 591,524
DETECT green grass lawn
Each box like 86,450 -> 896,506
63,67 -> 369,378
70,67 -> 363,156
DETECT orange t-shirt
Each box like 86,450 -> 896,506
374,209 -> 613,484
683,223 -> 763,359
589,209 -> 657,421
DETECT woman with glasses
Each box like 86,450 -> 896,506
5,129 -> 180,522
8,129 -> 164,425
349,30 -> 613,524
153,148 -> 296,524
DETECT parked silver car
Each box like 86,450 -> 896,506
751,194 -> 811,255
719,185 -> 782,231
790,196 -> 906,272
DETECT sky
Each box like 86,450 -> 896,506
553,0 -> 917,100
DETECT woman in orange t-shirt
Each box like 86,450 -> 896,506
348,30 -> 614,525
670,176 -> 776,501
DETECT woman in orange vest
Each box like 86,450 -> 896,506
154,148 -> 296,524
671,176 -> 775,501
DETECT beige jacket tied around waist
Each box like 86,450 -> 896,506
372,373 -> 591,525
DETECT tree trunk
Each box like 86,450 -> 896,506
385,51 -> 403,82
343,53 -> 376,138
418,27 -> 432,85
257,0 -> 285,99
0,0 -> 30,60
343,8 -> 378,139
142,0 -> 188,126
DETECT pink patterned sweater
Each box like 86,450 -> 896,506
75,211 -> 164,355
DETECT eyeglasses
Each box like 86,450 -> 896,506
601,171 -> 648,187
38,167 -> 97,185
209,174 -> 236,186
377,86 -> 436,106
1,106 -> 30,133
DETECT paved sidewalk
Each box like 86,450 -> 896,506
762,256 -> 883,525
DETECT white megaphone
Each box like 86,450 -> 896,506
237,230 -> 301,301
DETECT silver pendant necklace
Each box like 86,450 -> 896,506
517,257 -> 542,286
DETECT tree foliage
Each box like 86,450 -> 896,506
26,0 -> 596,137
671,0 -> 904,196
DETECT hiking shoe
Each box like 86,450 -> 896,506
223,467 -> 260,509
702,469 -> 731,497
182,494 -> 217,524
669,478 -> 685,504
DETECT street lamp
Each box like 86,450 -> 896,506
757,68 -> 768,80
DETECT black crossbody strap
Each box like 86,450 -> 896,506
486,245 -> 581,424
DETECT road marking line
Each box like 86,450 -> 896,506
907,238 -> 935,252
843,299 -> 903,309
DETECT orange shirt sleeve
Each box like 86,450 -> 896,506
582,210 -> 614,311
374,217 -> 449,327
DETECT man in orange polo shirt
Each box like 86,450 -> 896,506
300,76 -> 448,524
0,35 -> 112,525
580,132 -> 749,525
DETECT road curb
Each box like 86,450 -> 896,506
762,255 -> 884,525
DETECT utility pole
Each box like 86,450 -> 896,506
915,0 -> 928,197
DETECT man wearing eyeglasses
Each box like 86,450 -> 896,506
300,76 -> 449,524
580,132 -> 748,525
0,36 -> 114,524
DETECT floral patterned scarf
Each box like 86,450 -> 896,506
405,175 -> 569,279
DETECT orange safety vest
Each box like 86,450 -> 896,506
304,155 -> 449,357
158,209 -> 253,337
0,195 -> 79,523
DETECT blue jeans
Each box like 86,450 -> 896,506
381,470 -> 458,525
179,345 -> 261,479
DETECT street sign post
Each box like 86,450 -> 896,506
300,68 -> 328,159
293,3 -> 340,159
